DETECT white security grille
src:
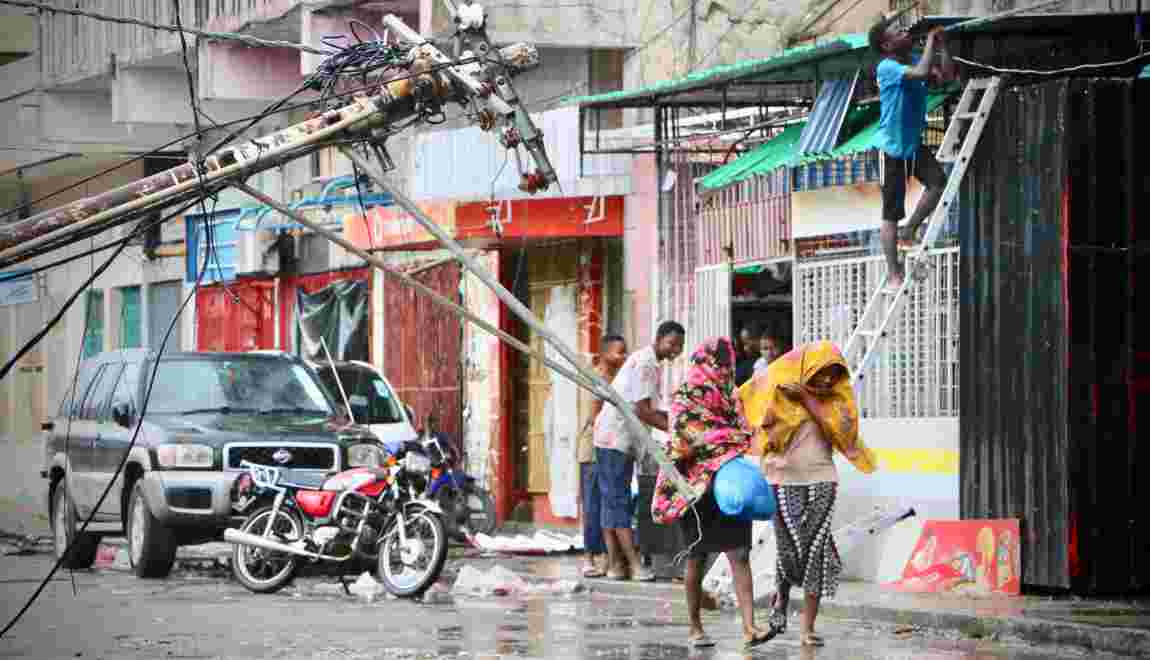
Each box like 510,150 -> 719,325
691,264 -> 732,353
794,248 -> 960,417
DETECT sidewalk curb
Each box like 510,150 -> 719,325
588,579 -> 1150,657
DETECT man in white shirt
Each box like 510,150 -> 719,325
593,320 -> 686,581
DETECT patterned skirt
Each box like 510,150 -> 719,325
773,482 -> 841,600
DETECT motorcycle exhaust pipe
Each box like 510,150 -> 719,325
224,528 -> 323,560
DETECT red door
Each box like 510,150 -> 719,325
382,261 -> 463,448
195,279 -> 275,352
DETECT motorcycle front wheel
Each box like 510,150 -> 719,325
231,506 -> 303,594
378,510 -> 448,598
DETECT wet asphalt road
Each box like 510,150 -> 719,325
0,551 -> 1122,660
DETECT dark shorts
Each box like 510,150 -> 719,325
596,447 -> 635,530
677,485 -> 752,560
881,145 -> 947,222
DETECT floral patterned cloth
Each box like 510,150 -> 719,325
651,337 -> 752,525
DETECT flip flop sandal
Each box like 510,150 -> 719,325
688,634 -> 715,649
630,570 -> 656,582
744,628 -> 777,651
607,570 -> 628,581
582,567 -> 606,578
801,634 -> 825,647
768,594 -> 788,634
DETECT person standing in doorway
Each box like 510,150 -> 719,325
594,321 -> 686,581
735,323 -> 762,387
577,334 -> 628,578
870,18 -> 956,291
755,332 -> 786,375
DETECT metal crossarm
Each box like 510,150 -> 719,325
843,76 -> 1002,386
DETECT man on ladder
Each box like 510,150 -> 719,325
869,18 -> 957,291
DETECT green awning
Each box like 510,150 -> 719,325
697,123 -> 805,192
734,264 -> 767,275
700,90 -> 957,192
568,34 -> 871,109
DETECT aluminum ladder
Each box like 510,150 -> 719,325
843,75 -> 1002,386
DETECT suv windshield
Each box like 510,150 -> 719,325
316,366 -> 403,425
145,358 -> 333,416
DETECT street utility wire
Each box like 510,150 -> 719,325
0,0 -> 328,54
0,55 -> 481,225
0,208 -> 214,639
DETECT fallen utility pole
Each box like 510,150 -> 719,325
0,41 -> 543,269
233,182 -> 603,397
0,3 -> 698,502
339,144 -> 698,499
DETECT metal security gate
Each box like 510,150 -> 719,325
690,263 -> 732,360
794,247 -> 960,418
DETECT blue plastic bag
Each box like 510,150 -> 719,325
713,456 -> 776,522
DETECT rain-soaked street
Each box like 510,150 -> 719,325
0,549 -> 1126,659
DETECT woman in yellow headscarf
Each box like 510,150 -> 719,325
737,340 -> 877,646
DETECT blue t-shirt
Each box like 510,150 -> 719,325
877,55 -> 928,160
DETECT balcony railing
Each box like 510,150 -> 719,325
38,0 -> 302,87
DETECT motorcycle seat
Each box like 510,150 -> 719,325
277,469 -> 329,490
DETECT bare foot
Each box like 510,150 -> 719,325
885,274 -> 905,292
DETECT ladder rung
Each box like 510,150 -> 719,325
856,329 -> 882,338
954,111 -> 979,120
967,77 -> 997,89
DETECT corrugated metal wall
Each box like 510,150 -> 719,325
960,78 -> 1149,594
698,168 -> 790,266
1062,78 -> 1148,595
381,261 -> 463,446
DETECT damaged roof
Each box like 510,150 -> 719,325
698,91 -> 954,193
568,33 -> 872,109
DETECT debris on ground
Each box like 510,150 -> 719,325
1,534 -> 50,556
451,565 -> 584,598
348,572 -> 383,603
94,545 -> 131,571
175,557 -> 231,578
421,580 -> 454,605
468,530 -> 583,555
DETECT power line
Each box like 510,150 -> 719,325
0,0 -> 328,54
0,200 -> 201,284
0,199 -> 214,639
0,54 -> 489,224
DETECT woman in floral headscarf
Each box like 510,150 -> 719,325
651,337 -> 775,651
738,340 -> 878,646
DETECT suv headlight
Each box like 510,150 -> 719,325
347,443 -> 384,468
156,444 -> 214,468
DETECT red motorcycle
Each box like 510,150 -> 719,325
224,442 -> 447,597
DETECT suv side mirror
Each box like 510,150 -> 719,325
111,402 -> 133,429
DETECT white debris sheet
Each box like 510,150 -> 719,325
451,565 -> 583,597
468,530 -> 584,555
703,505 -> 916,601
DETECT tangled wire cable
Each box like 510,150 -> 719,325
309,36 -> 408,99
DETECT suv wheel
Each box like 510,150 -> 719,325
126,481 -> 177,578
51,482 -> 100,569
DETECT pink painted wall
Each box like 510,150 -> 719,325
625,154 -> 659,348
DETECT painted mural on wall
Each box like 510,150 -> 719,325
884,519 -> 1021,595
